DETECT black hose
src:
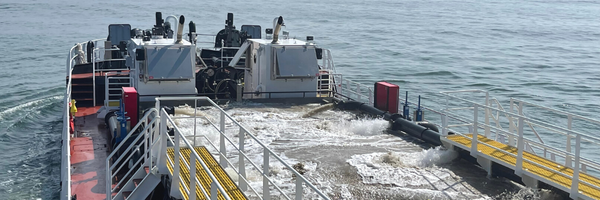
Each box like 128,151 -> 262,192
336,101 -> 442,146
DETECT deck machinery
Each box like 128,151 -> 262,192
65,12 -> 335,200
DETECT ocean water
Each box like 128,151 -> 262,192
0,0 -> 599,199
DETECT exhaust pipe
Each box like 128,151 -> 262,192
271,16 -> 284,44
176,15 -> 185,43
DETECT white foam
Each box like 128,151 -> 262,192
346,147 -> 480,199
0,95 -> 61,120
171,104 -> 486,199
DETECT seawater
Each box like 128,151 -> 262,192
0,0 -> 598,199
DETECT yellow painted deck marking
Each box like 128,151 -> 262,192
447,134 -> 600,199
166,147 -> 247,200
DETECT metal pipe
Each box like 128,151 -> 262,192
271,16 -> 284,44
176,15 -> 185,43
336,101 -> 442,146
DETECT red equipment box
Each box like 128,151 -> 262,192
122,87 -> 138,125
374,82 -> 399,114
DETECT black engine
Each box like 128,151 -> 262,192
196,13 -> 260,99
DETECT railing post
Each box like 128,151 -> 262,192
339,75 -> 343,97
263,148 -> 270,200
104,76 -> 108,107
194,100 -> 198,146
144,119 -> 149,168
471,104 -> 479,156
170,128 -> 181,197
239,127 -> 247,191
566,114 -> 573,168
106,157 -> 111,200
220,112 -> 227,168
211,181 -> 218,200
158,111 -> 168,174
92,48 -> 96,107
570,134 -> 581,199
515,115 -> 525,176
295,176 -> 303,200
441,114 -> 448,136
189,153 -> 197,200
484,92 -> 491,138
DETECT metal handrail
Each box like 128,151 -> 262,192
441,90 -> 600,199
104,74 -> 132,108
513,98 -> 600,125
161,108 -> 232,200
61,39 -> 106,200
329,73 -> 372,104
156,97 -> 331,200
106,108 -> 159,200
193,113 -> 296,199
60,44 -> 78,200
448,131 -> 600,192
442,92 -> 600,142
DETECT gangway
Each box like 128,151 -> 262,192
438,90 -> 600,200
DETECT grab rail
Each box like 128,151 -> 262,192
329,74 -> 373,105
60,44 -> 77,200
62,38 -> 105,200
104,73 -> 132,108
161,108 -> 232,200
106,108 -> 160,200
440,90 -> 600,199
156,97 -> 331,200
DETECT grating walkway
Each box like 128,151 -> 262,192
446,134 -> 600,199
167,147 -> 246,200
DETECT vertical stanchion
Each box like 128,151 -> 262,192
211,181 -> 218,200
484,92 -> 491,138
239,127 -> 247,191
158,111 -> 167,174
471,104 -> 479,156
441,114 -> 448,136
295,177 -> 303,200
92,48 -> 96,107
566,115 -> 573,168
263,148 -> 270,200
570,134 -> 581,199
171,128 -> 181,198
189,154 -> 197,200
220,112 -> 227,168
515,115 -> 525,175
194,100 -> 197,146
144,119 -> 148,169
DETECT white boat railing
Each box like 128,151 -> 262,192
329,74 -> 373,105
161,108 -> 232,200
321,49 -> 336,72
92,46 -> 130,106
103,73 -> 132,109
156,96 -> 331,200
62,39 -> 106,200
60,44 -> 78,200
106,108 -> 161,200
440,90 -> 600,199
509,98 -> 600,167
